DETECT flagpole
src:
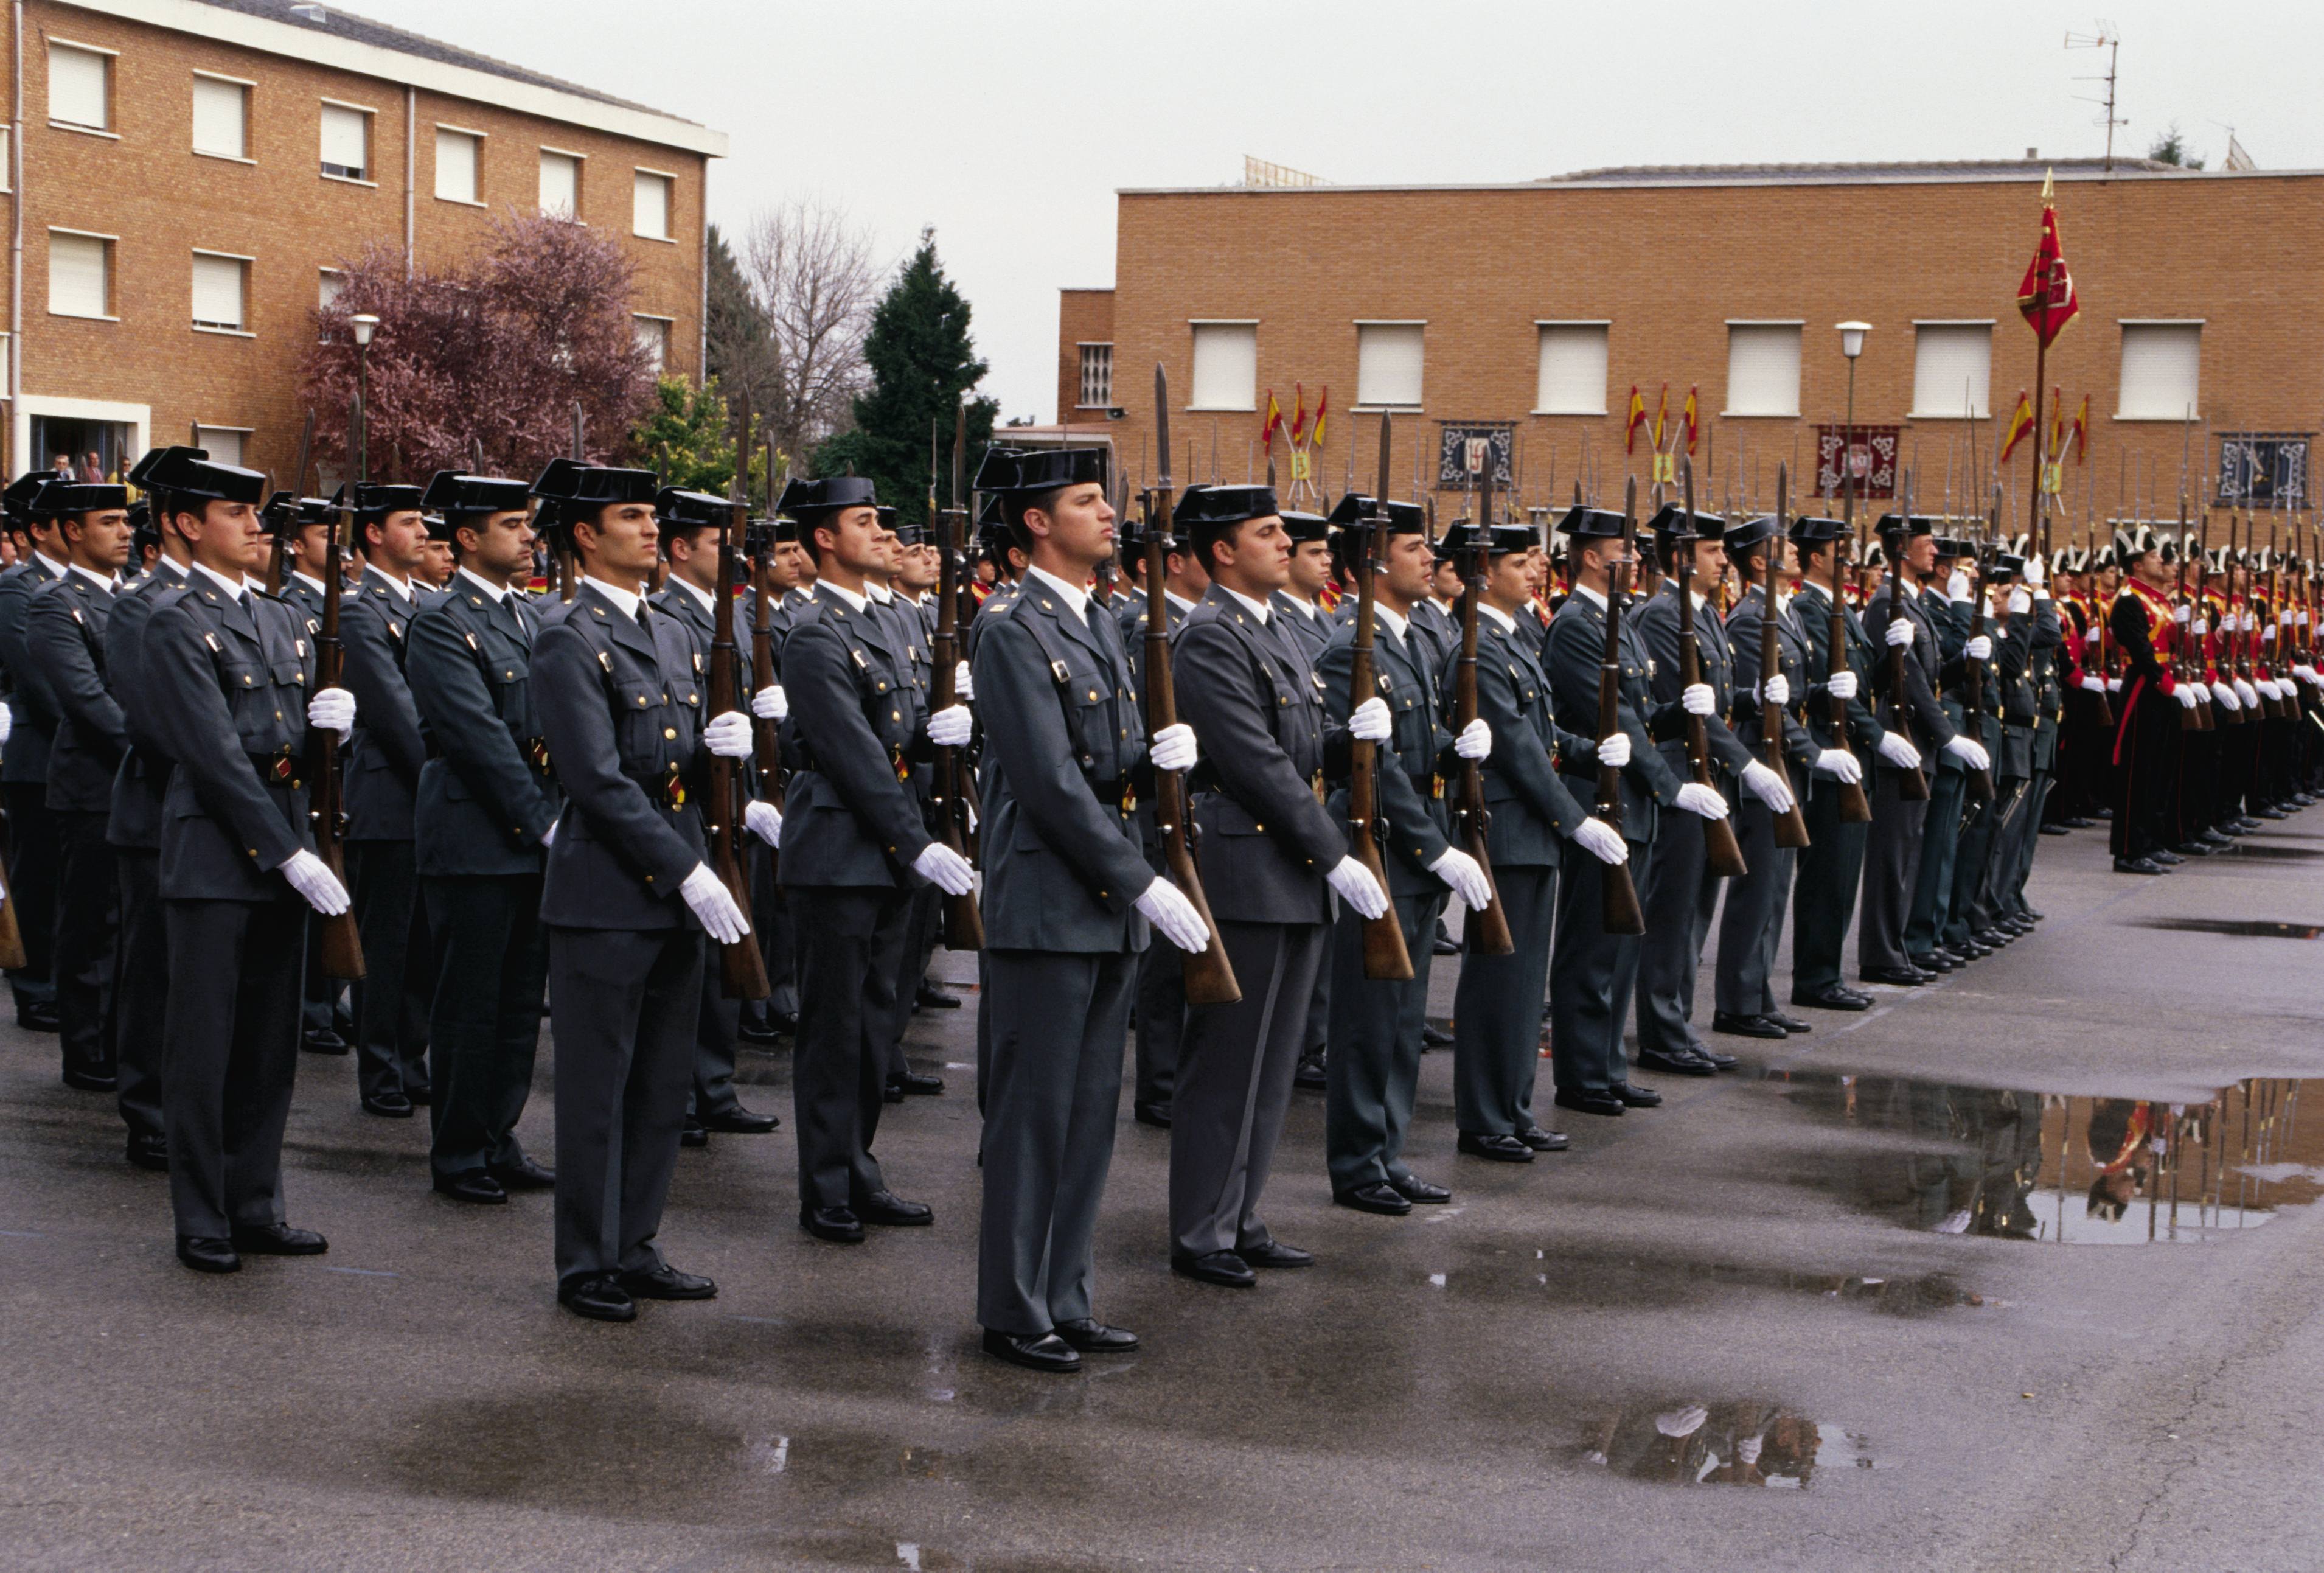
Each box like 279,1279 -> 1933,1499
2033,248 -> 2051,565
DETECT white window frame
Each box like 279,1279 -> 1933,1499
2115,319 -> 2205,422
0,127 -> 12,193
1532,320 -> 1611,416
319,98 -> 377,186
1907,320 -> 1995,420
190,71 -> 255,163
47,40 -> 116,138
538,146 -> 583,221
1186,320 -> 1258,412
190,249 -> 255,337
1353,320 -> 1426,411
632,313 -> 675,372
1722,319 -> 1804,418
1076,342 -> 1113,410
632,167 -> 675,242
46,228 -> 117,322
433,124 -> 485,206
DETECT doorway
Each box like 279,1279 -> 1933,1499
29,416 -> 134,484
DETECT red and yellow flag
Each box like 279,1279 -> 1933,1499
2016,181 -> 2080,349
1682,385 -> 1700,455
1652,382 -> 1669,448
1624,385 -> 1647,453
1260,390 -> 1282,450
1999,390 -> 2036,463
2071,394 -> 2090,462
1289,383 -> 1307,447
1310,386 -> 1328,450
2049,385 -> 2068,456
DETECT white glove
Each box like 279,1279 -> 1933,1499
2191,618 -> 2208,637
703,710 -> 754,758
2212,683 -> 2240,713
2264,624 -> 2278,644
744,799 -> 782,845
1427,846 -> 1492,910
1655,1406 -> 1710,1440
750,684 -> 788,722
1738,1435 -> 1765,1467
926,704 -> 974,749
2079,675 -> 2106,694
540,817 -> 557,848
1740,759 -> 1795,813
679,863 -> 750,943
953,659 -> 973,703
1348,696 -> 1392,742
1573,815 -> 1630,865
2186,681 -> 2211,704
1595,731 -> 1630,770
1943,735 -> 1991,770
2295,665 -> 2318,684
1675,780 -> 1730,820
1826,669 -> 1858,700
1946,570 -> 1971,602
1135,876 -> 1210,953
2174,603 -> 2191,623
2008,588 -> 2033,616
1149,720 -> 1198,774
307,685 -> 356,739
1876,731 -> 1922,770
2083,626 -> 2102,646
1964,635 -> 1992,661
2260,678 -> 2283,701
2175,685 -> 2199,710
1325,854 -> 1388,921
1681,682 -> 1716,717
2219,611 -> 2239,633
0,705 -> 13,745
279,848 -> 350,915
2024,554 -> 2047,589
1454,717 -> 1492,761
1812,748 -> 1863,784
911,840 -> 975,895
1887,618 -> 1913,648
2106,677 -> 2123,692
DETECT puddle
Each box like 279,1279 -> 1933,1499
1581,1403 -> 1874,1487
2214,843 -> 2324,859
1766,1073 -> 2314,1244
1428,1242 -> 1995,1316
2135,917 -> 2324,940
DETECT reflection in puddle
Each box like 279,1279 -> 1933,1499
2213,843 -> 2324,859
2135,916 -> 2324,940
1582,1403 -> 1873,1488
1768,1073 -> 2312,1244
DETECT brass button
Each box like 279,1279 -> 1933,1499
664,727 -> 677,740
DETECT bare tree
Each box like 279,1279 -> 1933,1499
735,199 -> 880,472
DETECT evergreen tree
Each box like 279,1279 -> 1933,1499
705,223 -> 777,414
814,228 -> 996,525
630,374 -> 736,497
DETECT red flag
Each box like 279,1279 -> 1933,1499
1999,391 -> 2035,463
1310,386 -> 1327,449
1652,382 -> 1669,448
1260,389 -> 1282,450
2049,385 -> 2067,456
1289,383 -> 1307,446
1682,386 -> 1699,455
1624,386 -> 1646,454
2016,191 -> 2079,349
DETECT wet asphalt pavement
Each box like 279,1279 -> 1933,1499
5,815 -> 2324,1570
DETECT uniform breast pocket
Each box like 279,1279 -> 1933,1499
217,662 -> 270,739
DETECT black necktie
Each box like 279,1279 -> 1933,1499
635,603 -> 655,639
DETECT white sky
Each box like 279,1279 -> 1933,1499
358,0 -> 2321,424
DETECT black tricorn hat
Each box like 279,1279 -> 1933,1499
1724,514 -> 1784,557
129,499 -> 158,554
653,487 -> 737,535
1172,484 -> 1279,537
1116,510 -> 1181,554
128,445 -> 204,493
4,470 -> 52,524
1281,510 -> 1331,545
1875,512 -> 1936,540
144,449 -> 267,507
1789,515 -> 1849,546
1558,505 -> 1627,542
1933,535 -> 1975,560
1437,521 -> 1536,557
31,478 -> 126,517
776,475 -> 878,517
1327,492 -> 1427,535
421,470 -> 532,517
992,447 -> 1103,496
766,515 -> 799,543
531,458 -> 659,531
421,512 -> 456,544
1988,553 -> 2025,582
349,481 -> 426,520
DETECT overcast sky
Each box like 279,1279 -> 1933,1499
360,0 -> 2320,423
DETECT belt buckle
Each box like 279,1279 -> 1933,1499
526,736 -> 550,772
892,746 -> 911,784
1119,783 -> 1138,816
1431,773 -> 1445,800
663,762 -> 687,809
1310,769 -> 1326,804
271,745 -> 295,783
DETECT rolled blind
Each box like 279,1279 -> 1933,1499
320,104 -> 367,176
1357,324 -> 1424,407
192,77 -> 246,158
49,46 -> 107,130
435,130 -> 479,202
1535,324 -> 1608,414
1725,324 -> 1801,417
1188,323 -> 1256,411
633,171 -> 670,238
193,427 -> 244,467
2117,324 -> 2201,420
1910,324 -> 1992,419
192,254 -> 244,329
540,152 -> 579,218
48,232 -> 108,318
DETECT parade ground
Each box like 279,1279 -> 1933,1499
4,817 -> 2321,1572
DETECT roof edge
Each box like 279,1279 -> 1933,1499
1117,167 -> 2318,197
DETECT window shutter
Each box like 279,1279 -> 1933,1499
49,46 -> 107,130
1725,324 -> 1801,417
435,130 -> 479,203
48,233 -> 108,318
192,77 -> 246,158
633,171 -> 670,238
320,104 -> 367,177
318,270 -> 344,309
2117,324 -> 2201,420
1534,324 -> 1609,414
633,316 -> 670,371
1910,324 -> 1992,419
192,254 -> 245,329
1356,324 -> 1425,408
1188,323 -> 1256,411
540,152 -> 579,218
193,427 -> 245,467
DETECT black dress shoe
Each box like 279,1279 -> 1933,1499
1768,1010 -> 1812,1034
2255,807 -> 2288,820
1553,1087 -> 1626,1117
1054,1317 -> 1139,1353
176,1236 -> 240,1274
1637,1046 -> 1718,1077
1293,1053 -> 1327,1091
1390,1173 -> 1453,1201
2114,855 -> 2167,874
1711,1011 -> 1787,1039
1515,1124 -> 1572,1151
1696,1042 -> 1743,1070
1609,1081 -> 1662,1109
1457,1131 -> 1536,1162
1909,952 -> 1955,974
16,1000 -> 58,1033
857,1190 -> 933,1226
1793,985 -> 1873,1012
61,1066 -> 117,1092
231,1222 -> 327,1255
301,1026 -> 349,1054
126,1133 -> 169,1173
1421,1025 -> 1453,1049
1171,1249 -> 1255,1288
618,1264 -> 717,1300
488,1154 -> 556,1191
433,1171 -> 507,1205
2152,849 -> 2186,865
1861,966 -> 1929,986
1132,1100 -> 1172,1129
886,1070 -> 945,1097
405,1083 -> 433,1107
1932,946 -> 1969,966
801,1205 -> 865,1243
882,1081 -> 905,1104
982,1328 -> 1080,1371
361,1090 -> 414,1118
1975,927 -> 2014,948
1334,1181 -> 1413,1215
2200,830 -> 2235,850
558,1275 -> 637,1322
1238,1238 -> 1313,1269
2039,821 -> 2070,835
914,983 -> 962,1010
701,1106 -> 779,1133
2019,907 -> 2045,922
681,1121 -> 710,1147
737,1014 -> 784,1044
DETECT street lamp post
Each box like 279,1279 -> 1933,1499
1836,321 -> 1870,526
350,313 -> 378,485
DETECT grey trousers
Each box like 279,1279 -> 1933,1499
549,924 -> 703,1288
1632,787 -> 1722,1058
689,961 -> 743,1121
1452,862 -> 1557,1135
790,884 -> 911,1210
1326,884 -> 1436,1191
1994,771 -> 2052,916
1169,919 -> 1324,1259
162,898 -> 305,1241
111,848 -> 167,1145
1130,818 -> 1183,1109
1858,766 -> 1929,973
977,949 -> 1132,1334
1715,797 -> 1797,1017
1551,837 -> 1652,1094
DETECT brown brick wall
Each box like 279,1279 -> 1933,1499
8,0 -> 708,482
1056,286 -> 1115,419
1089,175 -> 2324,548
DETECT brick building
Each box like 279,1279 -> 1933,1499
5,0 -> 724,483
1060,159 -> 2323,546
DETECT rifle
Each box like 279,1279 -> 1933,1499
1960,497 -> 1998,801
557,402 -> 582,602
706,497 -> 771,1000
268,411 -> 314,595
1756,472 -> 1811,848
1345,412 -> 1414,980
1675,458 -> 1747,877
1595,480 -> 1646,935
1877,466 -> 1931,800
2172,500 -> 2204,732
314,455 -> 364,980
1147,364 -> 1238,1004
929,401 -> 982,951
1827,438 -> 1873,825
1450,462 -> 1514,954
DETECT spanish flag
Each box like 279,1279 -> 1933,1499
1682,385 -> 1699,455
1310,386 -> 1327,450
1652,383 -> 1669,448
2049,385 -> 2068,457
1260,390 -> 1282,451
1999,390 -> 2036,464
1624,385 -> 1647,453
1289,383 -> 1307,447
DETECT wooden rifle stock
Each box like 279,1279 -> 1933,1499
1826,461 -> 1873,825
1961,521 -> 1998,801
706,505 -> 770,1000
314,492 -> 364,979
1595,482 -> 1646,935
930,403 -> 982,951
1877,467 -> 1930,801
1450,476 -> 1514,955
1675,460 -> 1747,877
1755,491 -> 1810,849
749,533 -> 784,882
1347,411 -> 1413,980
0,809 -> 26,970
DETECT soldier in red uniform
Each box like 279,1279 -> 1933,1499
2107,525 -> 2187,874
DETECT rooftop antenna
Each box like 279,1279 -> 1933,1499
2066,22 -> 2125,173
